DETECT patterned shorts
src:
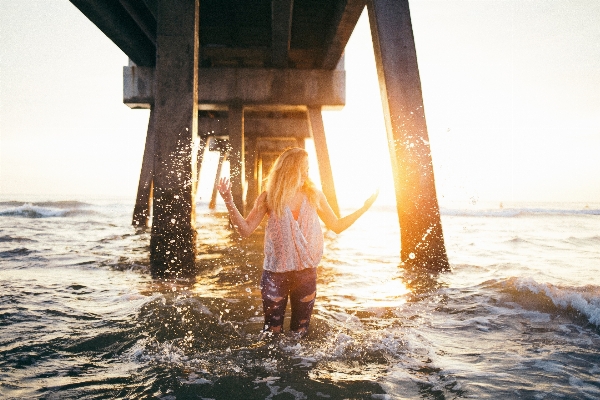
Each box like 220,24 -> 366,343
260,267 -> 317,333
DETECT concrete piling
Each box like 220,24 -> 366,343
193,134 -> 208,202
149,0 -> 199,278
367,0 -> 449,271
308,106 -> 340,217
132,107 -> 156,228
209,148 -> 229,210
244,136 -> 259,211
228,104 -> 245,216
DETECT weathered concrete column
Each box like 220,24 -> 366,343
307,106 -> 340,217
193,134 -> 208,201
150,0 -> 199,278
228,104 -> 245,215
132,107 -> 156,228
245,136 -> 259,209
367,0 -> 449,271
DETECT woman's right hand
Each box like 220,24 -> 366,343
218,177 -> 233,203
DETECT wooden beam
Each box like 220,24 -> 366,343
367,0 -> 449,271
307,107 -> 340,217
320,0 -> 366,69
117,0 -> 157,45
271,0 -> 294,68
69,0 -> 156,66
141,0 -> 157,19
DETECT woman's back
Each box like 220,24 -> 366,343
263,191 -> 324,273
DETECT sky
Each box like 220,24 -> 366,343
1,0 -> 599,208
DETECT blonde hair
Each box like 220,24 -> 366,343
265,147 -> 318,217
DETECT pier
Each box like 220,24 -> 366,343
70,0 -> 449,277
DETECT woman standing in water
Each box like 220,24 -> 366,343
218,147 -> 378,337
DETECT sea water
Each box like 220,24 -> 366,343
0,198 -> 599,399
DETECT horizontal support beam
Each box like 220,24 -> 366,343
123,66 -> 155,109
198,115 -> 310,138
198,68 -> 345,107
124,67 -> 345,109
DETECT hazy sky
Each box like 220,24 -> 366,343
1,0 -> 599,207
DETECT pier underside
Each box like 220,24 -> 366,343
70,0 -> 449,277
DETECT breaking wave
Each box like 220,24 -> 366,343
0,201 -> 96,218
501,277 -> 600,328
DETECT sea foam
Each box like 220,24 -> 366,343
511,277 -> 600,327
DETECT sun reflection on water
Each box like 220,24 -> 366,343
319,263 -> 410,311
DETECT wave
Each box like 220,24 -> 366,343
565,235 -> 600,246
0,200 -> 91,208
0,247 -> 35,258
441,207 -> 600,218
0,203 -> 69,218
502,277 -> 600,328
506,237 -> 528,244
0,235 -> 35,243
0,202 -> 97,218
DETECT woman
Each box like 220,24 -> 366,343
218,147 -> 378,337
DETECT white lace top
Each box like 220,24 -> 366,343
263,196 -> 324,272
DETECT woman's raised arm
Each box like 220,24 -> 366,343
316,189 -> 378,234
218,177 -> 268,237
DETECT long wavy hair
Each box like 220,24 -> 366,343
265,147 -> 318,217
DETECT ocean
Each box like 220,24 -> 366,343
0,198 -> 599,399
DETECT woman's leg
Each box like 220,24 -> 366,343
289,268 -> 317,336
260,270 -> 290,333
